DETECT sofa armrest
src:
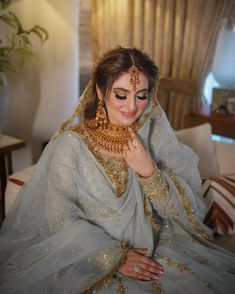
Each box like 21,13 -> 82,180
175,123 -> 219,178
5,165 -> 35,215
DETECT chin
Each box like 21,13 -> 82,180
118,118 -> 137,126
110,114 -> 140,126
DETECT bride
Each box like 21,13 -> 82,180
0,47 -> 234,293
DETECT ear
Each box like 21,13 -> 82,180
96,84 -> 103,101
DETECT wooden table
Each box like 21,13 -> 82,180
185,104 -> 235,139
0,134 -> 25,219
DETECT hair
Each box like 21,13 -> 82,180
84,47 -> 159,119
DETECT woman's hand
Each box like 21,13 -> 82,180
117,248 -> 164,281
123,127 -> 155,178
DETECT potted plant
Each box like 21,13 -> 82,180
0,0 -> 48,136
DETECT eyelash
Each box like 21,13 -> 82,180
114,94 -> 148,100
115,94 -> 126,100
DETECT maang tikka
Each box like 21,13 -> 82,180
129,64 -> 140,91
128,51 -> 141,91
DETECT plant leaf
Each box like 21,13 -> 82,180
0,13 -> 18,30
29,25 -> 49,43
0,0 -> 11,9
8,11 -> 24,34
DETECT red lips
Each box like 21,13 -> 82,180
121,111 -> 138,118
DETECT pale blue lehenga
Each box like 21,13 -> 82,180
0,91 -> 235,293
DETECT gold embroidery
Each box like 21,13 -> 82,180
76,124 -> 129,197
159,238 -> 215,266
82,240 -> 129,294
176,262 -> 190,272
138,168 -> 169,203
67,111 -> 151,197
115,275 -> 127,294
155,253 -> 220,293
167,172 -> 211,241
165,257 -> 173,265
144,197 -> 162,232
88,244 -> 119,271
138,168 -> 179,219
194,254 -> 215,265
150,281 -> 165,294
88,202 -> 117,217
94,153 -> 129,197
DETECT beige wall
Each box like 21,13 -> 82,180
79,0 -> 92,93
4,0 -> 79,172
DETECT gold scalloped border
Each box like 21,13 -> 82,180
82,240 -> 129,294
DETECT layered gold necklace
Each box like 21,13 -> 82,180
77,113 -> 150,155
77,119 -> 135,154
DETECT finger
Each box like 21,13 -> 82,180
128,266 -> 152,281
128,127 -> 137,140
128,128 -> 141,147
133,248 -> 149,254
127,139 -> 134,151
134,273 -> 152,281
122,144 -> 129,151
136,269 -> 160,280
138,256 -> 164,271
122,144 -> 130,156
138,261 -> 164,276
129,266 -> 160,281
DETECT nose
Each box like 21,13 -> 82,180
127,96 -> 138,112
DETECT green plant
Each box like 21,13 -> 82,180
0,0 -> 48,72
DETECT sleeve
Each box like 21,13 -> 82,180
141,105 -> 213,241
138,166 -> 212,241
0,132 -> 128,294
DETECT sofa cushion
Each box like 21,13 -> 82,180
215,141 -> 235,175
202,174 -> 235,235
213,235 -> 235,253
175,123 -> 219,178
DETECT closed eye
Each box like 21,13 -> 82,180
137,95 -> 148,100
115,94 -> 126,100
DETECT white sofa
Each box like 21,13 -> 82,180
4,123 -> 235,252
175,123 -> 235,252
175,123 -> 235,178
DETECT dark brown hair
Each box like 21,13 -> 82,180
84,47 -> 159,119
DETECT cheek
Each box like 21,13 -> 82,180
138,100 -> 148,112
106,98 -> 123,111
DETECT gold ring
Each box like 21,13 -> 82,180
132,139 -> 140,147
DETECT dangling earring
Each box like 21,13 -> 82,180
95,97 -> 108,128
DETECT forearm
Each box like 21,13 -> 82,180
138,167 -> 178,219
138,167 -> 211,240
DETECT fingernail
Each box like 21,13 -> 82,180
153,275 -> 159,279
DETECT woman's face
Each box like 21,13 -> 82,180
104,72 -> 149,126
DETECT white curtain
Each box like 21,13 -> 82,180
92,0 -> 235,129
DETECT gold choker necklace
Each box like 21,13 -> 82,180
79,120 -> 137,154
76,111 -> 151,155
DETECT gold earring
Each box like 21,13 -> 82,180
95,97 -> 108,128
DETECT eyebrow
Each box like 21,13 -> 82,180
113,87 -> 148,94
